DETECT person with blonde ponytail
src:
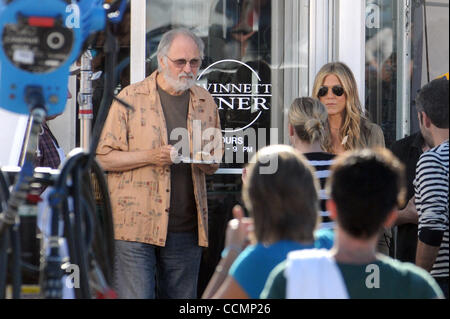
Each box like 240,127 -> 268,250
288,97 -> 335,230
312,62 -> 385,154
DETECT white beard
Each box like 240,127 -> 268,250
163,70 -> 196,92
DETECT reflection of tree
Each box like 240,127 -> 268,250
365,1 -> 421,147
366,52 -> 399,148
208,0 -> 271,61
234,0 -> 270,60
379,52 -> 397,148
231,0 -> 258,57
365,27 -> 393,73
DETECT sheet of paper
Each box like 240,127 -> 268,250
177,156 -> 218,164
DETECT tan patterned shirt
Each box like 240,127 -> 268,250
96,71 -> 222,247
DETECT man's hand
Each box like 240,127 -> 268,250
395,196 -> 419,225
192,151 -> 220,174
224,205 -> 254,255
153,145 -> 177,167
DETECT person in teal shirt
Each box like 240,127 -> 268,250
261,148 -> 443,299
202,145 -> 332,299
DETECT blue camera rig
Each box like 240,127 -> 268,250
0,0 -> 128,299
0,0 -> 105,115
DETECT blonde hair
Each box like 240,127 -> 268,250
243,145 -> 319,244
288,97 -> 331,150
312,62 -> 370,152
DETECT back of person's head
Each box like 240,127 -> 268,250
288,97 -> 331,147
415,77 -> 449,129
327,148 -> 406,239
243,145 -> 319,244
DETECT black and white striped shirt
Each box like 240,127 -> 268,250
304,152 -> 335,230
414,141 -> 449,278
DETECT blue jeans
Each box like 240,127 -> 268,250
113,232 -> 202,299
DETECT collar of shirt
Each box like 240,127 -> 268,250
133,71 -> 210,111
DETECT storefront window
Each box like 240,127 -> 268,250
364,0 -> 426,147
365,0 -> 397,147
146,0 -> 273,171
144,0 -> 309,296
145,0 -> 309,168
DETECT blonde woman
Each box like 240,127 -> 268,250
288,97 -> 335,230
312,62 -> 390,255
312,62 -> 385,154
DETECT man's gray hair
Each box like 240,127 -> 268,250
156,28 -> 205,70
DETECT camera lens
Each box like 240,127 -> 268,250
46,32 -> 65,50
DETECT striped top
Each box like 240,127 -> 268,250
304,152 -> 336,230
414,141 -> 449,278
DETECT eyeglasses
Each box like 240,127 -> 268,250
166,56 -> 202,68
317,86 -> 345,97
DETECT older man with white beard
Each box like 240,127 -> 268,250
96,28 -> 222,299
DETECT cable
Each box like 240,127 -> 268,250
0,229 -> 9,299
0,170 -> 10,219
72,163 -> 91,298
42,148 -> 115,298
9,224 -> 22,299
44,150 -> 87,299
89,159 -> 115,284
0,171 -> 10,299
423,0 -> 430,83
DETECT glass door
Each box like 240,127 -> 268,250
143,0 -> 310,296
364,0 -> 428,146
144,0 -> 310,171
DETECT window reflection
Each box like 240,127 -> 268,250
144,0 -> 298,297
365,0 -> 425,147
145,0 -> 272,168
145,0 -> 276,297
365,0 -> 397,147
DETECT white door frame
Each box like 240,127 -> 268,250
130,0 -> 146,84
334,0 -> 366,108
